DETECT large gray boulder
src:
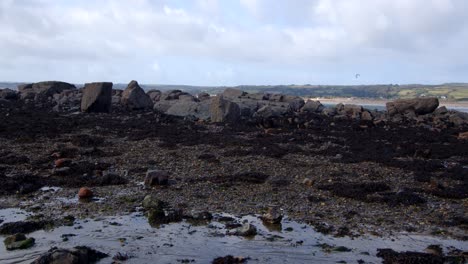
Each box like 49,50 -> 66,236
147,89 -> 162,102
166,100 -> 211,120
342,104 -> 363,119
80,82 -> 112,113
386,97 -> 439,116
210,95 -> 240,123
222,88 -> 246,100
19,81 -> 76,101
161,90 -> 190,101
121,80 -> 153,110
254,105 -> 288,118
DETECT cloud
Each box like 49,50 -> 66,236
0,0 -> 467,84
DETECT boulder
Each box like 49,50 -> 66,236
19,81 -> 76,101
144,169 -> 169,186
166,100 -> 211,120
210,96 -> 241,123
340,104 -> 363,119
197,92 -> 210,101
0,88 -> 18,100
153,100 -> 178,113
254,105 -> 288,119
80,82 -> 112,113
161,90 -> 190,100
386,97 -> 439,116
147,89 -> 162,102
31,246 -> 108,264
222,88 -> 246,99
301,100 -> 324,112
288,98 -> 305,112
433,106 -> 448,116
361,110 -> 373,121
121,80 -> 153,110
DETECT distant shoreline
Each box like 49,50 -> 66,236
309,97 -> 468,108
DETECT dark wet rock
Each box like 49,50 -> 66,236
147,89 -> 162,102
386,97 -> 439,116
210,96 -> 241,123
0,88 -> 19,100
260,206 -> 283,224
301,100 -> 324,113
318,243 -> 352,253
113,252 -> 130,261
0,98 -> 13,108
318,182 -> 390,201
425,245 -> 443,256
0,220 -> 52,235
376,248 -> 465,264
0,174 -> 45,195
144,169 -> 169,186
433,106 -> 448,115
228,223 -> 257,237
148,207 -> 183,227
121,80 -> 153,110
288,98 -> 305,112
212,255 -> 248,264
185,211 -> 213,222
31,246 -> 108,264
3,233 -> 35,250
80,82 -> 112,113
19,81 -> 76,101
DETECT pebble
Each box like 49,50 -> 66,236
78,187 -> 93,199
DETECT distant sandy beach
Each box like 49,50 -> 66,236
307,97 -> 468,109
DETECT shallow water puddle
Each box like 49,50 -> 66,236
0,209 -> 466,263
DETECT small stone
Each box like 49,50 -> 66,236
4,233 -> 35,250
458,131 -> 468,140
303,178 -> 314,186
78,187 -> 93,199
229,223 -> 257,237
144,169 -> 169,186
54,158 -> 72,168
261,206 -> 283,224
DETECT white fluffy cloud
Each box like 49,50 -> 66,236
0,0 -> 467,84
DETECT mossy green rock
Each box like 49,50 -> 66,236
142,195 -> 167,210
4,233 -> 35,250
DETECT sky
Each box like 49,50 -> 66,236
0,0 -> 468,86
